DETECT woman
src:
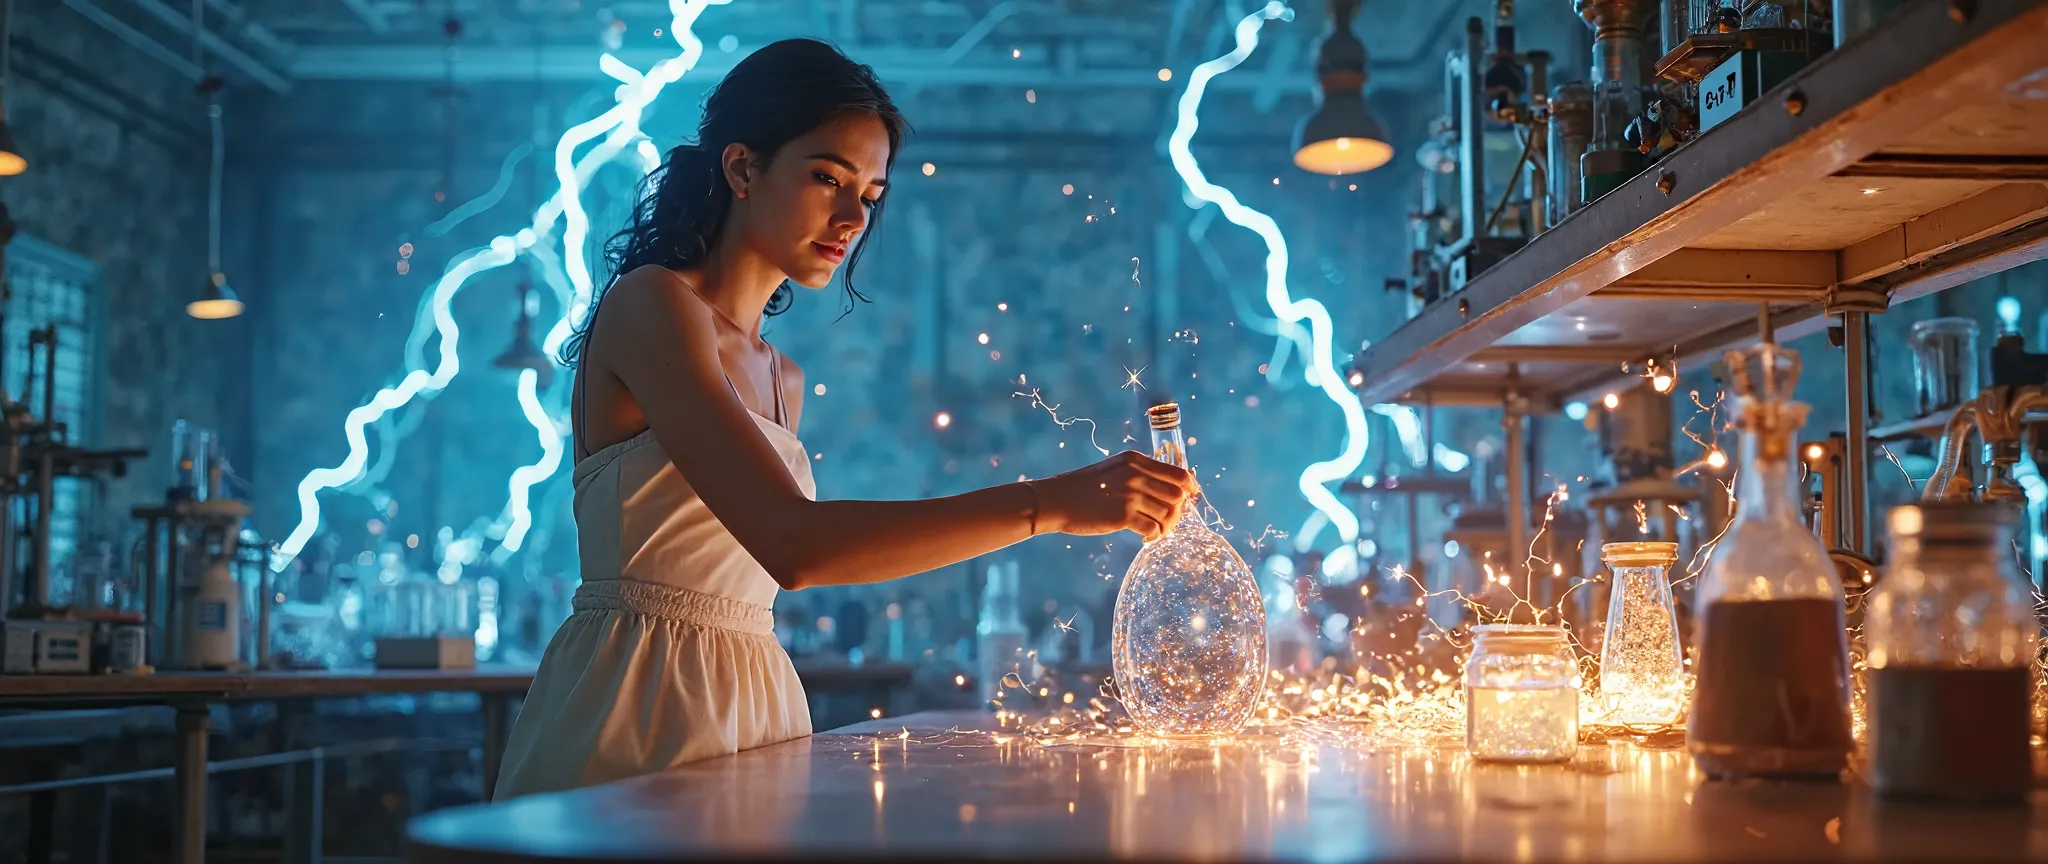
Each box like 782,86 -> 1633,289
493,39 -> 1196,798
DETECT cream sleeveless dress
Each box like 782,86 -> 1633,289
493,352 -> 814,799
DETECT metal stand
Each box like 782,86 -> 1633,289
1828,285 -> 1888,556
1504,365 -> 1530,575
174,705 -> 209,864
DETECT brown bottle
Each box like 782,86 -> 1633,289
1864,503 -> 2036,804
1685,345 -> 1852,780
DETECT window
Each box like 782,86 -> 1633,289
5,235 -> 100,603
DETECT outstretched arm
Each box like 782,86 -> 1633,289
596,267 -> 1195,590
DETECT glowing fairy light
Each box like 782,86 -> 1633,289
1167,2 -> 1370,548
273,0 -> 733,571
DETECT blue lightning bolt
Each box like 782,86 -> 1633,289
273,0 -> 733,571
1166,2 -> 1370,554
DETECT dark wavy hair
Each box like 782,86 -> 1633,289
562,38 -> 906,367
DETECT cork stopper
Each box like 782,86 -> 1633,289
1724,343 -> 1809,461
1147,402 -> 1181,431
1601,541 -> 1679,569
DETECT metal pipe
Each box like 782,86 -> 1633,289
1547,81 -> 1593,222
1576,0 -> 1651,113
55,0 -> 205,81
31,446 -> 49,609
1505,365 -> 1530,578
37,327 -> 54,435
0,738 -> 444,796
1919,385 -> 2048,502
336,0 -> 388,35
1663,0 -> 1693,56
1924,403 -> 1977,501
129,0 -> 290,93
254,554 -> 270,669
937,0 -> 1024,65
1525,51 -> 1550,236
0,436 -> 13,618
1842,311 -> 1871,554
1461,17 -> 1486,243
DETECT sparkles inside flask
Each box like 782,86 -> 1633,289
1110,402 -> 1267,738
1685,344 -> 1853,781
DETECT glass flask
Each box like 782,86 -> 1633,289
1464,624 -> 1579,763
1686,344 -> 1853,780
1907,317 -> 1979,418
1865,502 -> 2037,803
1111,402 -> 1266,738
1597,541 -> 1685,725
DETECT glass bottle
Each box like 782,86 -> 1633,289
1597,541 -> 1685,725
1865,502 -> 2037,803
1687,344 -> 1853,780
1111,402 -> 1267,738
975,561 -> 1027,703
1464,624 -> 1579,762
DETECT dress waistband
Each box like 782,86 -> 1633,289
571,580 -> 776,636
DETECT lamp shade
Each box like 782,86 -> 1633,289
493,282 -> 556,386
0,119 -> 24,177
1292,0 -> 1392,176
1292,93 -> 1394,175
187,272 -> 244,320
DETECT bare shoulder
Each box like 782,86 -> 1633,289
594,266 -> 714,340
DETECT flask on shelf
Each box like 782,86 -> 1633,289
1865,502 -> 2037,804
1464,624 -> 1579,763
975,561 -> 1027,703
1686,344 -> 1853,780
1597,541 -> 1685,725
1907,317 -> 1980,419
1110,402 -> 1266,738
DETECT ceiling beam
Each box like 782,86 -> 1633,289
282,41 -> 1439,91
337,0 -> 391,35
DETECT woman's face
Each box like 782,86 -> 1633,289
726,112 -> 892,289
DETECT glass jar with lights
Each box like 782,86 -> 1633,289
1864,502 -> 2037,803
1464,624 -> 1580,763
1577,376 -> 1706,659
1595,541 -> 1685,726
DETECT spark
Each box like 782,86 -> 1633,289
1167,2 -> 1371,547
273,0 -> 733,571
1122,366 -> 1147,391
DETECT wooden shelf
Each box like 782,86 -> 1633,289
1351,0 -> 2048,411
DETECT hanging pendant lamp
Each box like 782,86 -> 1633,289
493,281 -> 553,386
1292,0 -> 1394,176
186,0 -> 241,320
186,96 -> 242,320
0,0 -> 26,176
